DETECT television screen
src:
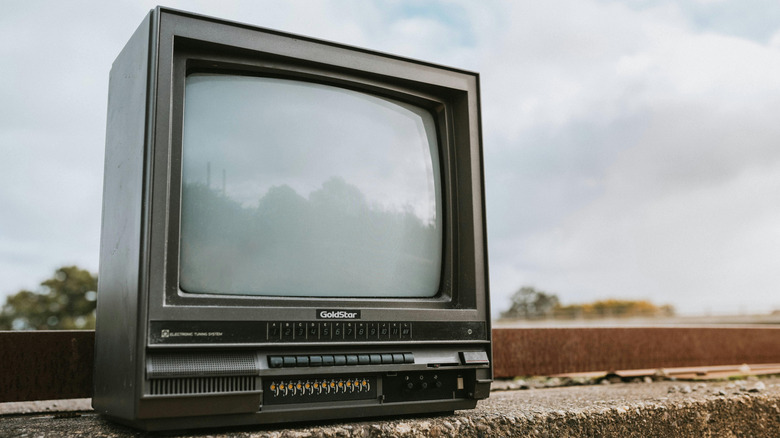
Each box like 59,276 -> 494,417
179,74 -> 443,297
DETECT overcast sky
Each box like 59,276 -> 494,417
2,0 -> 779,316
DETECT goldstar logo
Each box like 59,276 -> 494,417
316,310 -> 361,319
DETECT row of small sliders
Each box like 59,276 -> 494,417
268,378 -> 371,396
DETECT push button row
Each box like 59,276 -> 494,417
268,352 -> 414,369
267,322 -> 412,342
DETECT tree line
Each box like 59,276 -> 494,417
500,286 -> 675,320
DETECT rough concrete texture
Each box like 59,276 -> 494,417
0,398 -> 92,415
1,378 -> 778,437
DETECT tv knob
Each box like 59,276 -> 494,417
406,382 -> 414,390
420,382 -> 428,389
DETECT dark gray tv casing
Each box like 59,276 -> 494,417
94,7 -> 491,431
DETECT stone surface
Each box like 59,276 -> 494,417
1,378 -> 779,437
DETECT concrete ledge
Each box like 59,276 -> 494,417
1,378 -> 778,437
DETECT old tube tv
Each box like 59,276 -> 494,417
93,7 -> 491,431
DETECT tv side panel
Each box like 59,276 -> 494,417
93,12 -> 155,419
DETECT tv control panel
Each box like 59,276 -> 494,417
262,369 -> 465,406
149,321 -> 487,345
270,321 -> 411,341
268,352 -> 414,368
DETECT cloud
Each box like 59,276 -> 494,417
518,162 -> 780,313
471,0 -> 780,314
1,0 -> 779,318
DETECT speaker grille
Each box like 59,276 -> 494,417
147,352 -> 259,378
149,376 -> 258,396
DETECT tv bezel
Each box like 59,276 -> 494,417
143,9 -> 488,324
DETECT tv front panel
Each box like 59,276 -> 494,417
94,7 -> 491,431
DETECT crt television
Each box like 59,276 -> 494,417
94,6 -> 491,431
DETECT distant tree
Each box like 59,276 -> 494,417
501,286 -> 560,320
0,266 -> 97,330
553,299 -> 675,319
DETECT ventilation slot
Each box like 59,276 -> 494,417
149,375 -> 257,396
147,352 -> 259,378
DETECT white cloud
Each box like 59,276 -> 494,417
518,162 -> 780,314
474,0 -> 780,314
2,0 -> 779,318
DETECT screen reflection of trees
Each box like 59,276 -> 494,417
179,177 -> 441,298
